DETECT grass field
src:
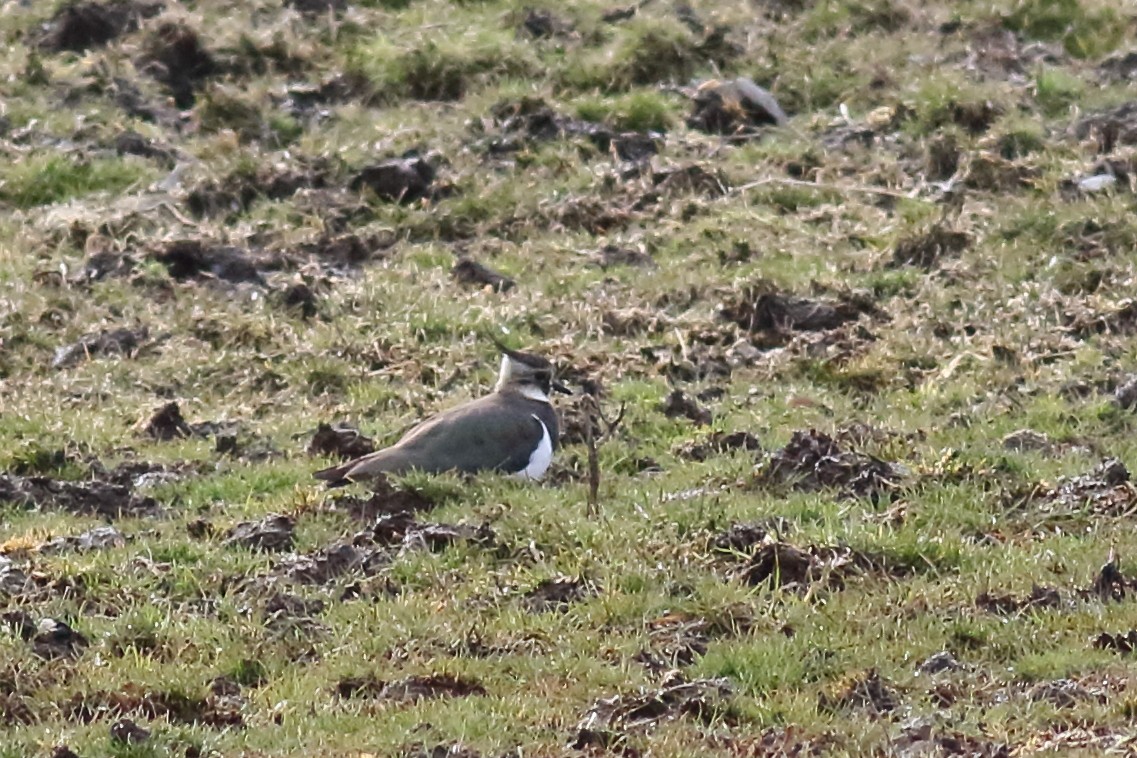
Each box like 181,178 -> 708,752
3,0 -> 1137,755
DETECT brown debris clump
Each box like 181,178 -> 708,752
0,475 -> 159,519
52,326 -> 150,370
818,669 -> 899,716
38,0 -> 162,53
757,429 -> 904,501
890,225 -> 971,269
307,423 -> 375,460
224,514 -> 295,552
676,430 -> 762,461
658,389 -> 712,426
1010,459 -> 1135,518
335,673 -> 485,702
350,153 -> 436,203
719,283 -> 876,348
451,258 -> 515,292
572,675 -> 735,749
522,576 -> 598,613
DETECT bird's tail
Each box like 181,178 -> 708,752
312,461 -> 354,487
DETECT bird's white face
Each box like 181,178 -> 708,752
496,354 -> 551,402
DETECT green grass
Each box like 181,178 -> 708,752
0,154 -> 155,209
2,0 -> 1137,755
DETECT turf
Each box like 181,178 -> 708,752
3,0 -> 1137,755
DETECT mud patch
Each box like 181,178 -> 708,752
676,431 -> 761,461
186,163 -> 330,219
52,325 -> 150,369
975,585 -> 1062,615
452,258 -> 515,292
719,283 -> 877,348
481,97 -> 619,155
523,575 -> 598,613
756,429 -> 903,501
307,423 -> 375,460
331,476 -> 438,521
658,390 -> 712,426
818,669 -> 899,716
224,514 -> 295,552
890,224 -> 971,269
0,474 -> 159,519
572,675 -> 735,748
733,541 -> 898,590
138,21 -> 217,108
39,526 -> 126,554
65,683 -> 242,727
151,240 -> 269,285
350,153 -> 436,203
336,673 -> 485,702
38,0 -> 163,53
1008,458 -> 1135,519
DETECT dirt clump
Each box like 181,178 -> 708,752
307,423 -> 375,460
110,717 -> 151,744
1094,630 -> 1137,654
676,431 -> 761,461
890,224 -> 971,269
0,475 -> 159,519
40,526 -> 126,554
38,0 -> 163,53
735,541 -> 894,590
658,389 -> 712,426
113,130 -> 177,167
335,673 -> 485,702
332,476 -> 437,521
350,153 -> 436,203
720,283 -> 875,348
819,669 -> 899,716
975,584 -> 1063,615
757,429 -> 903,501
452,258 -> 515,292
52,326 -> 149,369
65,683 -> 242,727
523,575 -> 598,613
1009,458 -> 1135,518
142,401 -> 193,441
137,21 -> 216,108
224,514 -> 295,552
572,674 -> 735,748
186,163 -> 330,218
151,240 -> 267,285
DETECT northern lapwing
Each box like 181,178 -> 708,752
313,344 -> 568,486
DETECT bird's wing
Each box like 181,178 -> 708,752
313,395 -> 547,483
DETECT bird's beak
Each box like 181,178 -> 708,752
552,380 -> 573,395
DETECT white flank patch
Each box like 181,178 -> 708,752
516,415 -> 553,480
518,384 -> 550,403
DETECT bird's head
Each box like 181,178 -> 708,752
491,341 -> 570,401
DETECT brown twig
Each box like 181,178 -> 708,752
582,394 -> 627,517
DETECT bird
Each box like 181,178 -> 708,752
313,343 -> 569,486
